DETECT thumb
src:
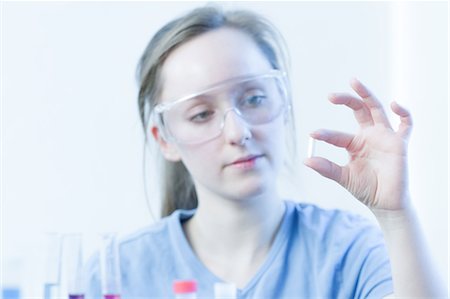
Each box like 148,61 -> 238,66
304,157 -> 345,185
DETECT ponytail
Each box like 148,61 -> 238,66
161,160 -> 198,217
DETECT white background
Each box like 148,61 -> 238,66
1,1 -> 448,296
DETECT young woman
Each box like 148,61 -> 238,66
85,6 -> 446,298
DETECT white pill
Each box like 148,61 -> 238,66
307,136 -> 316,158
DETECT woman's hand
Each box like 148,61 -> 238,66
304,78 -> 413,211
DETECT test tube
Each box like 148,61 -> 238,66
214,282 -> 237,299
99,233 -> 121,299
3,257 -> 23,299
43,233 -> 62,299
63,234 -> 85,299
173,280 -> 197,299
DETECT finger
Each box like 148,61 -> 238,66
391,101 -> 413,138
304,156 -> 344,185
310,129 -> 355,149
329,93 -> 374,128
350,78 -> 392,128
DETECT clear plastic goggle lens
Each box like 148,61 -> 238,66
154,70 -> 287,144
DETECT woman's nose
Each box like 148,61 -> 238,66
222,109 -> 252,145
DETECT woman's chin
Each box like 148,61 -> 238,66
224,179 -> 274,202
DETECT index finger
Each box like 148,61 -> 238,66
329,93 -> 374,128
350,78 -> 392,129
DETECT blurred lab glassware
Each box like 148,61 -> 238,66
62,234 -> 85,299
214,282 -> 237,299
99,233 -> 121,299
2,257 -> 23,299
173,280 -> 197,299
43,233 -> 62,299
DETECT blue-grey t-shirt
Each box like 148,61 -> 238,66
84,200 -> 393,298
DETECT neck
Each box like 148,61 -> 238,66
182,187 -> 286,287
184,188 -> 285,260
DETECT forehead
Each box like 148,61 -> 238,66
160,27 -> 273,103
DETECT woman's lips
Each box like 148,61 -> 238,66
228,155 -> 263,169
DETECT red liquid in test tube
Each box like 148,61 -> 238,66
100,233 -> 122,299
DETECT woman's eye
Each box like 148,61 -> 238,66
190,110 -> 214,122
243,95 -> 266,107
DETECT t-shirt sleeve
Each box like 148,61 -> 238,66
339,216 -> 393,299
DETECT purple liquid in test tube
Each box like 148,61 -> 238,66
103,294 -> 121,299
64,234 -> 84,299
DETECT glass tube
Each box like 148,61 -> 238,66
63,234 -> 84,299
99,233 -> 121,299
214,282 -> 237,299
43,233 -> 63,299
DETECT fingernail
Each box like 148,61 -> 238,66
310,129 -> 325,137
303,158 -> 312,167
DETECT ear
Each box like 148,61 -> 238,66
151,126 -> 182,162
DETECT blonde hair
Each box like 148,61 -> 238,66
137,5 -> 295,217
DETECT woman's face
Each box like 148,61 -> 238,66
154,27 -> 286,201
